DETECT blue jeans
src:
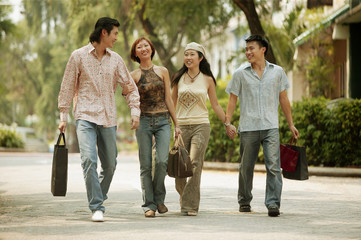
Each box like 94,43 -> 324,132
238,128 -> 282,208
136,113 -> 171,212
76,120 -> 117,213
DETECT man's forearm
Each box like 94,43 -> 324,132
225,94 -> 237,123
280,93 -> 294,127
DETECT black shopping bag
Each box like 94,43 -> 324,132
51,133 -> 68,196
282,143 -> 308,180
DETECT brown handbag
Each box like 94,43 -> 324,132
168,135 -> 193,178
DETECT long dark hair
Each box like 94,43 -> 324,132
171,52 -> 216,88
89,17 -> 120,43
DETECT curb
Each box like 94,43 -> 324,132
203,162 -> 361,178
0,147 -> 25,152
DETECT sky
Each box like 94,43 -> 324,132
6,0 -> 24,23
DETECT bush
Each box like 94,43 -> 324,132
279,97 -> 361,167
206,98 -> 240,162
206,96 -> 361,167
0,125 -> 24,148
323,99 -> 361,166
279,97 -> 328,166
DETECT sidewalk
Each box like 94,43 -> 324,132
1,152 -> 361,240
204,162 -> 361,178
1,149 -> 360,177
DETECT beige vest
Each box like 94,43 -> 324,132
176,73 -> 209,125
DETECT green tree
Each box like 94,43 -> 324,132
67,0 -> 136,69
136,0 -> 235,74
305,35 -> 335,98
262,3 -> 305,71
0,2 -> 16,42
20,0 -> 71,141
232,0 -> 277,64
0,2 -> 21,125
0,30 -> 38,126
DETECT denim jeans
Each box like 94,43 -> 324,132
136,113 -> 171,212
175,124 -> 211,213
76,120 -> 117,213
238,128 -> 282,208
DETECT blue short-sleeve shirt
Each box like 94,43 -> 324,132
226,61 -> 289,132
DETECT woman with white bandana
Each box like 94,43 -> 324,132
171,42 -> 236,216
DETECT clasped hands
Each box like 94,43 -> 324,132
225,124 -> 237,139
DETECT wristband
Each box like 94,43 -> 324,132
223,122 -> 231,127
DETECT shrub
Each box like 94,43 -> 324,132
323,99 -> 361,166
0,125 -> 24,148
206,98 -> 240,162
279,97 -> 361,167
207,96 -> 361,167
279,97 -> 328,166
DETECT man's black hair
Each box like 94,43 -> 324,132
89,17 -> 120,43
245,35 -> 269,56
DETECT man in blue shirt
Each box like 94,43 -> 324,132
225,35 -> 299,217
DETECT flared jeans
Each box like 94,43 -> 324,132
175,123 -> 211,213
136,113 -> 171,212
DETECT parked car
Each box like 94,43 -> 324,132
15,127 -> 49,152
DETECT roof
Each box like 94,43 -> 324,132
293,4 -> 350,46
336,3 -> 361,24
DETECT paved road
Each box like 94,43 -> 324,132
0,152 -> 360,240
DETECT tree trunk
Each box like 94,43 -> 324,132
118,0 -> 134,70
137,4 -> 177,75
121,22 -> 134,70
232,0 -> 277,64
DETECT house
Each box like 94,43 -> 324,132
291,0 -> 361,101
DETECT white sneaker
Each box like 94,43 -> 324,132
92,210 -> 104,222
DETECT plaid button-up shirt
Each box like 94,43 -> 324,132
58,43 -> 140,127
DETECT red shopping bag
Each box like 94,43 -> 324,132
280,137 -> 299,172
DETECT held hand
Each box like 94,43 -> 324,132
174,127 -> 182,138
131,116 -> 139,130
122,83 -> 135,96
226,125 -> 237,139
290,125 -> 299,139
58,121 -> 67,133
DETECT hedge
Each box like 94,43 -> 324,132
206,98 -> 240,163
0,126 -> 24,148
206,97 -> 361,167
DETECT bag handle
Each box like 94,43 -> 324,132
56,132 -> 66,146
178,134 -> 186,148
287,136 -> 297,145
171,136 -> 179,148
